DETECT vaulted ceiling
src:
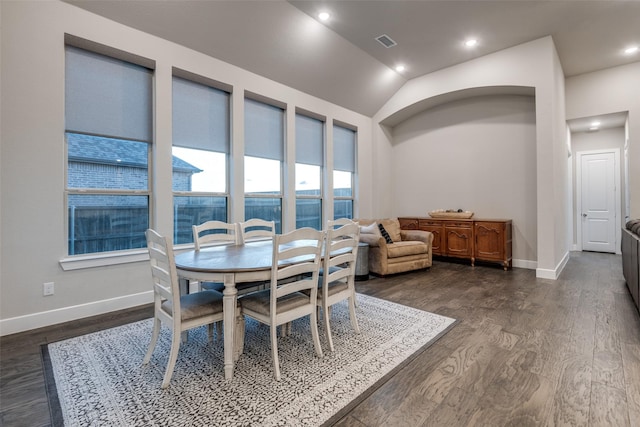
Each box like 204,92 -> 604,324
66,1 -> 640,118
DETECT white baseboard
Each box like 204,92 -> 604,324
512,259 -> 537,270
0,291 -> 153,337
536,251 -> 570,280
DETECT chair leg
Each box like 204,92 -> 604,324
271,324 -> 281,380
162,328 -> 182,388
323,304 -> 334,352
143,317 -> 161,364
310,308 -> 324,358
349,296 -> 360,334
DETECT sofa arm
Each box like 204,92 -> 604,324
359,233 -> 386,248
401,229 -> 433,246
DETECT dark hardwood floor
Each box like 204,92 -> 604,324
1,251 -> 639,426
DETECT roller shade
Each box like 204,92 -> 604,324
244,98 -> 284,161
65,46 -> 152,142
295,114 -> 323,166
172,77 -> 230,153
333,125 -> 356,172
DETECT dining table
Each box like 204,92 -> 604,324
174,240 -> 276,380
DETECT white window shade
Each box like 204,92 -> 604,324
65,46 -> 152,142
172,77 -> 230,153
245,98 -> 284,161
296,114 -> 323,166
333,125 -> 356,172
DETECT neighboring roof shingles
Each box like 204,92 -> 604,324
67,133 -> 201,173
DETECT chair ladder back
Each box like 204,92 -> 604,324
193,220 -> 239,251
271,228 -> 323,296
241,218 -> 275,243
324,222 -> 360,284
146,229 -> 181,312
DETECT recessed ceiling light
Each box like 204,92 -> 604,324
624,45 -> 639,55
464,39 -> 478,48
591,121 -> 601,127
589,127 -> 599,131
395,64 -> 406,73
318,11 -> 330,21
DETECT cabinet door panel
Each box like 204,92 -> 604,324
475,223 -> 504,260
445,226 -> 473,257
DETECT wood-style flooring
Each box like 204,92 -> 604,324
1,251 -> 639,426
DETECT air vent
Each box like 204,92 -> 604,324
375,34 -> 397,48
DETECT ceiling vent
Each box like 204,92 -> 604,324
375,34 -> 397,48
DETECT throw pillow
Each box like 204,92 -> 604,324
360,222 -> 381,236
378,223 -> 393,244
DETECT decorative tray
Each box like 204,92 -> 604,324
428,210 -> 474,219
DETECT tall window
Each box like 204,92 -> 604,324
65,46 -> 152,255
295,114 -> 324,230
333,124 -> 356,220
172,76 -> 230,244
244,98 -> 284,233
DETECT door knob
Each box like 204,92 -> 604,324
582,213 -> 587,218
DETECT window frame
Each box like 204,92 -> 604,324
64,41 -> 154,257
295,112 -> 325,230
171,74 -> 232,245
332,122 -> 357,220
243,97 -> 286,233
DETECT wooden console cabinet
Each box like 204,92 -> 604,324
399,217 -> 512,270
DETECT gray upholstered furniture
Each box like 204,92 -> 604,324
356,218 -> 433,276
622,219 -> 640,313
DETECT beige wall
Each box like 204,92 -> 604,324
566,62 -> 640,218
373,37 -> 570,278
391,95 -> 538,265
0,1 -> 372,335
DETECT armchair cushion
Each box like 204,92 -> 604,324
387,241 -> 429,258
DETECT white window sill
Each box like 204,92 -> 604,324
59,249 -> 150,271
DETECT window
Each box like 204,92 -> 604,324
65,46 -> 152,255
172,76 -> 230,244
295,114 -> 324,230
333,124 -> 356,220
244,98 -> 284,233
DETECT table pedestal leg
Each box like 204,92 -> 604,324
223,273 -> 237,380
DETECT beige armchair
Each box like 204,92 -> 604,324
356,218 -> 433,276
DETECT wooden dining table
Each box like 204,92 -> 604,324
174,240 -> 275,380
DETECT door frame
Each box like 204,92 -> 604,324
575,148 -> 621,254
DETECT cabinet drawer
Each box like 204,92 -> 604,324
398,217 -> 419,229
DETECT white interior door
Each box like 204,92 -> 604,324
580,151 -> 617,253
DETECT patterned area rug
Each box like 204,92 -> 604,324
43,294 -> 456,426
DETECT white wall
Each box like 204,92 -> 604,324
372,37 -> 570,278
391,95 -> 537,265
566,62 -> 640,218
0,1 -> 373,335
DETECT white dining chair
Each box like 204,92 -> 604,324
317,219 -> 361,352
240,218 -> 275,243
192,220 -> 240,251
239,227 -> 324,380
143,229 -> 244,388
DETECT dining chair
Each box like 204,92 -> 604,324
192,220 -> 240,251
239,227 -> 324,380
193,220 -> 265,297
143,229 -> 244,388
240,218 -> 275,243
317,219 -> 361,352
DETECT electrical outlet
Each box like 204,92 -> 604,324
43,282 -> 54,296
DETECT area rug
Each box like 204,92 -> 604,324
43,294 -> 456,426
